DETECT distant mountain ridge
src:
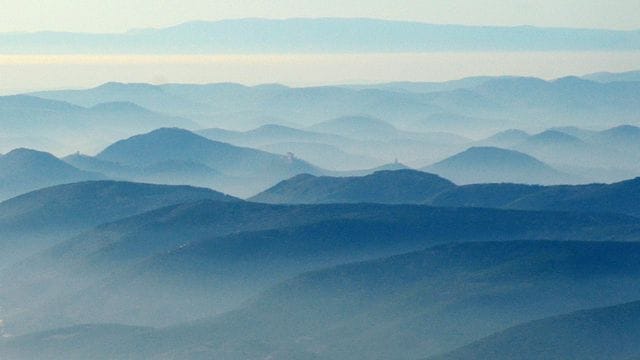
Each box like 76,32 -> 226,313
478,129 -> 530,147
199,124 -> 348,147
0,94 -> 197,154
26,75 -> 640,147
583,70 -> 640,83
309,116 -> 400,140
198,121 -> 467,171
253,169 -> 640,217
476,125 -> 640,182
2,18 -> 640,54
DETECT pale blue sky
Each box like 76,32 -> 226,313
1,0 -> 639,33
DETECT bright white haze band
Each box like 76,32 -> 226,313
2,52 -> 640,94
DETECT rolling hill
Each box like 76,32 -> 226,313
2,201 -> 637,335
590,124 -> 640,153
429,176 -> 640,217
477,129 -> 530,148
512,129 -> 630,171
198,122 -> 467,170
63,153 -> 232,191
28,74 -> 640,138
506,177 -> 640,217
309,115 -> 401,140
250,169 -> 455,204
432,300 -> 640,360
0,180 -> 237,265
97,127 -> 318,175
333,161 -> 411,176
259,141 -> 382,171
198,124 -> 391,170
550,125 -> 597,140
423,146 -> 575,185
583,69 -> 640,83
0,95 -> 197,154
514,130 -> 587,154
198,124 -> 347,147
430,175 -> 640,218
0,148 -> 104,201
308,115 -> 469,144
90,127 -> 324,197
251,169 -> 640,217
430,183 -> 545,208
6,241 -> 640,359
473,125 -> 640,182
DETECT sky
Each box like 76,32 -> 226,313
2,52 -> 640,94
1,0 -> 639,92
0,0 -> 639,33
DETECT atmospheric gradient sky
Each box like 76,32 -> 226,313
1,0 -> 639,33
1,0 -> 639,93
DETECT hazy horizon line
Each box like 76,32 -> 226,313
1,52 -> 639,95
2,64 -> 639,97
2,17 -> 639,36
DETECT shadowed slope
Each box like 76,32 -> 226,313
251,169 -> 455,204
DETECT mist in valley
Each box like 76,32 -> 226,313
2,8 -> 640,360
